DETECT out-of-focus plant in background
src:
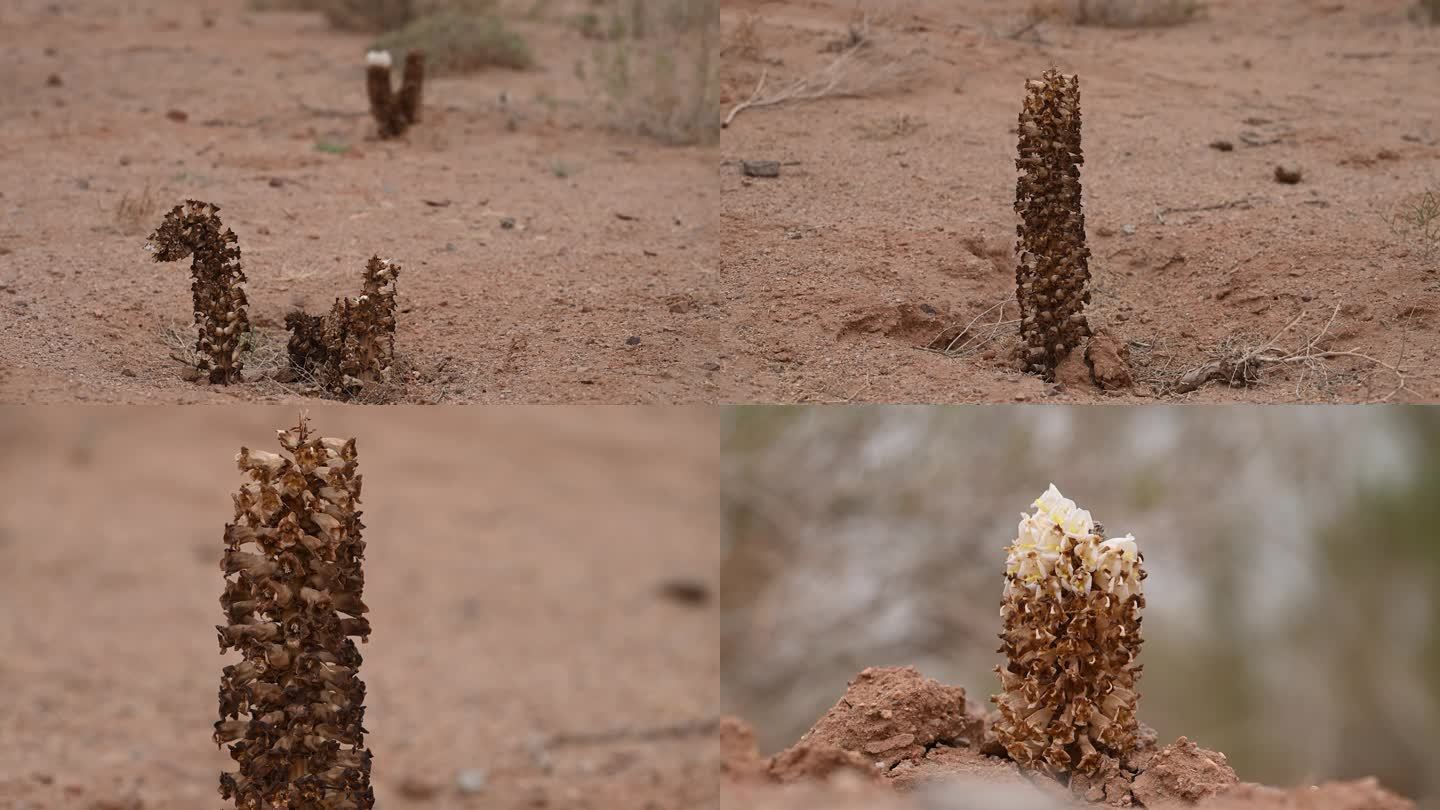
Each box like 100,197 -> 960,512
721,407 -> 1439,803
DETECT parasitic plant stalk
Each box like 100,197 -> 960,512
1015,70 -> 1091,380
366,49 -> 425,139
146,200 -> 250,384
992,485 -> 1144,777
217,415 -> 374,809
286,256 -> 401,398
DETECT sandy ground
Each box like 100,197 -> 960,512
718,0 -> 1440,403
0,0 -> 718,404
0,405 -> 718,809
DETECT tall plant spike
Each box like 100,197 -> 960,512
366,49 -> 425,139
216,416 -> 374,808
146,200 -> 250,384
286,256 -> 401,398
992,485 -> 1145,777
1015,70 -> 1091,380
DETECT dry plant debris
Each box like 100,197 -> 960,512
286,256 -> 401,398
993,485 -> 1145,777
1173,306 -> 1409,400
216,415 -> 374,808
146,200 -> 250,384
1015,70 -> 1092,380
365,49 -> 424,139
115,184 -> 159,235
722,16 -> 913,128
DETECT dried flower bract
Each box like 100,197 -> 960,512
1015,70 -> 1092,380
992,485 -> 1145,777
217,416 -> 374,808
286,256 -> 400,398
366,49 -> 424,139
146,200 -> 250,384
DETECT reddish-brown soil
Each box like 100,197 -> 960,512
0,406 -> 718,809
719,0 -> 1440,403
721,667 -> 1415,809
0,0 -> 718,404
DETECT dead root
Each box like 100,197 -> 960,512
1172,305 -> 1409,401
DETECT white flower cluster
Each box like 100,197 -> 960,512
1005,484 -> 1141,601
365,50 -> 393,68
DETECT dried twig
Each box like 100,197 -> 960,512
1172,305 -> 1408,400
722,31 -> 912,128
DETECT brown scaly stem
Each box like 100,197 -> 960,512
286,256 -> 401,398
366,49 -> 425,139
217,416 -> 374,809
146,200 -> 250,384
992,485 -> 1145,779
1015,69 -> 1091,380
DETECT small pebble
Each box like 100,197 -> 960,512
624,335 -> 641,346
166,109 -> 188,123
455,768 -> 487,795
1208,139 -> 1233,151
1120,224 -> 1136,236
741,160 -> 780,178
46,73 -> 62,87
1274,165 -> 1303,184
500,217 -> 516,230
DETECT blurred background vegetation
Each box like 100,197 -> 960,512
249,0 -> 718,144
722,406 -> 1440,804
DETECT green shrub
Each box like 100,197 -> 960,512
372,11 -> 533,74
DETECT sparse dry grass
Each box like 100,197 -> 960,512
1168,306 -> 1408,401
115,185 -> 160,235
1030,0 -> 1203,28
372,10 -> 532,74
249,0 -> 497,32
586,0 -> 719,146
721,12 -> 762,61
1383,190 -> 1440,263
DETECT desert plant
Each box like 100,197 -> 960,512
992,485 -> 1145,778
1032,0 -> 1202,27
366,49 -> 425,138
216,415 -> 374,808
1383,190 -> 1440,263
590,0 -> 719,145
286,256 -> 400,398
1015,69 -> 1092,380
115,184 -> 160,235
146,200 -> 251,384
371,11 -> 532,75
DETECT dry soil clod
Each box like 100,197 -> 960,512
1015,70 -> 1092,381
992,486 -> 1145,778
217,416 -> 374,809
286,256 -> 401,398
146,200 -> 250,384
366,49 -> 424,139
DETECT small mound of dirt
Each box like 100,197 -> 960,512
838,304 -> 947,346
1132,736 -> 1238,807
1201,777 -> 1413,810
887,745 -> 1029,794
785,666 -> 982,769
721,716 -> 770,783
769,741 -> 881,784
1085,331 -> 1133,391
